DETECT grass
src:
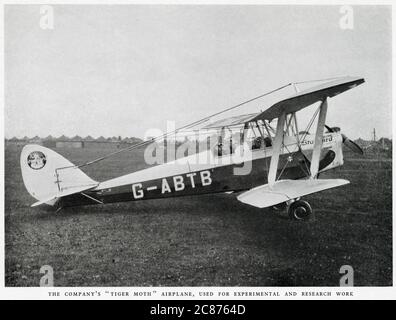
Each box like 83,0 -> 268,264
4,144 -> 392,286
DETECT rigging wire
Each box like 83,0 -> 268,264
57,82 -> 294,172
277,103 -> 322,180
293,76 -> 345,85
57,76 -> 342,174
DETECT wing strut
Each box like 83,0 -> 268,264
268,111 -> 286,187
310,98 -> 328,178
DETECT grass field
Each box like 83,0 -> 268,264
5,144 -> 392,286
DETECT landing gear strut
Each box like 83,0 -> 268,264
287,200 -> 313,221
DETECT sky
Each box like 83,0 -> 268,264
4,5 -> 392,140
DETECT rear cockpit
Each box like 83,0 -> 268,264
210,120 -> 277,157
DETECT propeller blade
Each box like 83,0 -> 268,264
326,124 -> 363,155
342,134 -> 364,155
325,125 -> 340,133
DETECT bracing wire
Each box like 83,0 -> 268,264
293,76 -> 345,85
56,76 -> 343,174
56,82 -> 294,173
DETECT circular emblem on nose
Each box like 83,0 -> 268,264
27,151 -> 47,170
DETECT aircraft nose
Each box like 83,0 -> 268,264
325,125 -> 363,155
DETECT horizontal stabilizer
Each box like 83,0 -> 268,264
237,179 -> 349,208
31,183 -> 98,207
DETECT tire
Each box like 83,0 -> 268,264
288,200 -> 313,221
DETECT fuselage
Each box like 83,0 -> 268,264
58,132 -> 344,208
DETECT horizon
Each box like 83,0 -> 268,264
5,133 -> 392,142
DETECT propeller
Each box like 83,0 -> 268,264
325,125 -> 364,155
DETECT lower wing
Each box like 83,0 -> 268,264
236,179 -> 349,208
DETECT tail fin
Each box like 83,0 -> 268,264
20,145 -> 98,207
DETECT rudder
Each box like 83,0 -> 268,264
20,144 -> 98,206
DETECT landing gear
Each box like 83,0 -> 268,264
287,200 -> 313,221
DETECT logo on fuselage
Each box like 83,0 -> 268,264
300,134 -> 333,146
131,170 -> 212,199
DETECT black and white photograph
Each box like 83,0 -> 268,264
2,2 -> 393,298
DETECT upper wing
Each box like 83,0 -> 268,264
252,76 -> 365,122
201,76 -> 364,129
237,179 -> 350,208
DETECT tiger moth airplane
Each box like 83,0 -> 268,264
21,76 -> 365,220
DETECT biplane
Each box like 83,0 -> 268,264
21,76 -> 365,220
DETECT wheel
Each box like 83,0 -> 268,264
288,200 -> 313,221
